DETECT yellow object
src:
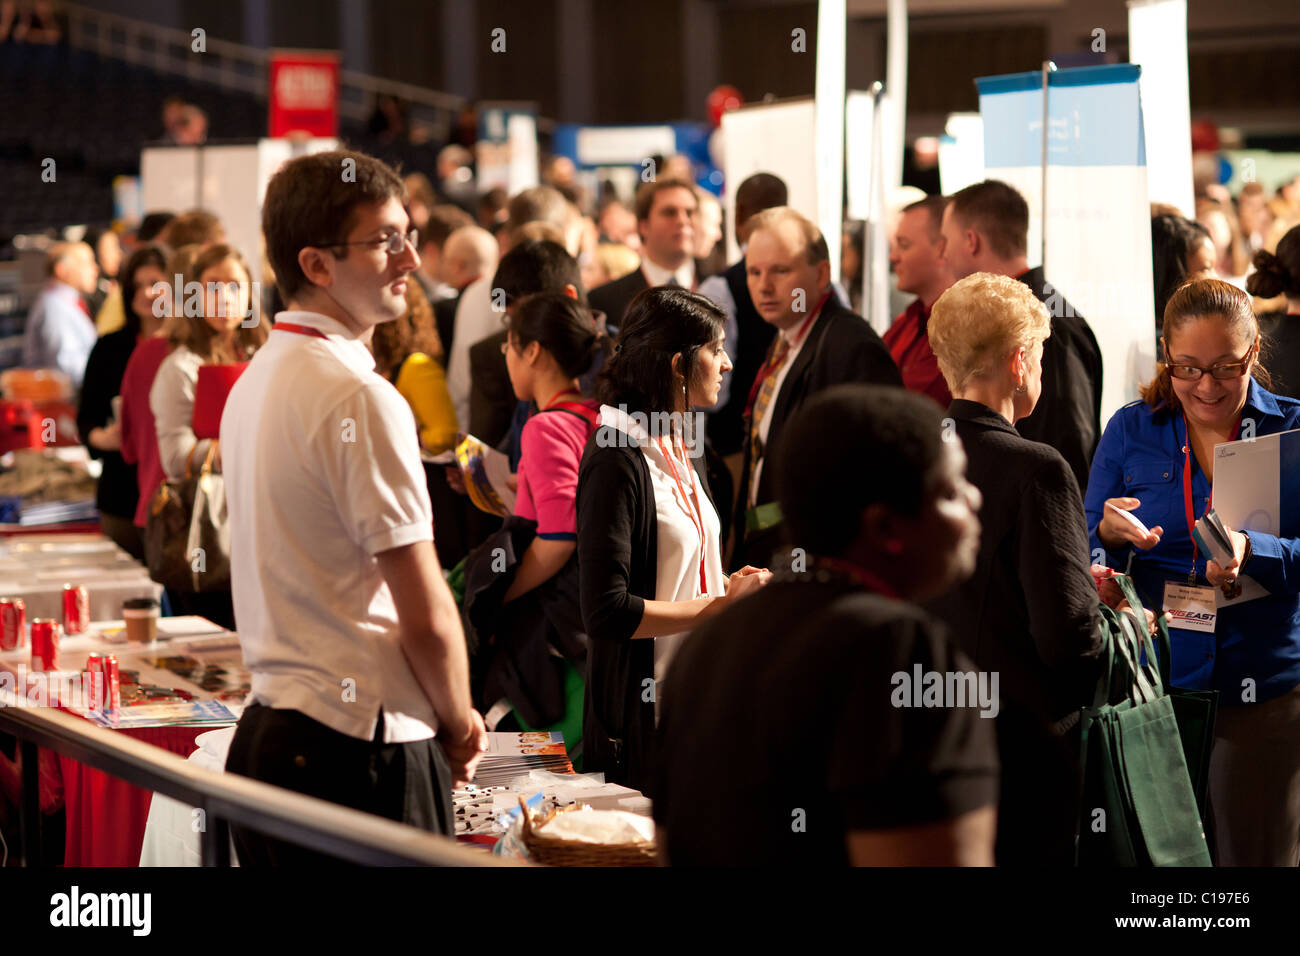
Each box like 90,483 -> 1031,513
96,288 -> 126,335
395,352 -> 459,454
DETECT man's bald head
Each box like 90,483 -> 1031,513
47,241 -> 98,294
442,225 -> 500,291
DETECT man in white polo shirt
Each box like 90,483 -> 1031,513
221,148 -> 485,865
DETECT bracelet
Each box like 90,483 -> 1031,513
1241,532 -> 1253,568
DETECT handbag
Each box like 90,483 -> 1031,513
143,443 -> 231,593
1076,575 -> 1212,867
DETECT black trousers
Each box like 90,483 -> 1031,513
224,702 -> 454,866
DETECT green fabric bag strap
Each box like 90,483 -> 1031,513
1112,573 -> 1166,699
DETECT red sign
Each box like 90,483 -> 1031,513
269,50 -> 339,138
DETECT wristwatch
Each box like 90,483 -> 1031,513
1241,532 -> 1253,569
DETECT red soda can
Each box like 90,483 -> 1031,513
30,619 -> 59,671
85,653 -> 105,710
0,596 -> 25,651
103,655 -> 121,711
62,584 -> 89,635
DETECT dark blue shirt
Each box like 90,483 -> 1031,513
1084,380 -> 1300,703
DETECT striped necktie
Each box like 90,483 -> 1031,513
746,334 -> 791,504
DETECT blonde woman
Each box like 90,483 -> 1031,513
926,272 -> 1104,866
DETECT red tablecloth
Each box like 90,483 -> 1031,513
55,724 -> 212,866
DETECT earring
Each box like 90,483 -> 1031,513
1015,382 -> 1027,394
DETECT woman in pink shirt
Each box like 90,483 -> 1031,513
502,292 -> 604,602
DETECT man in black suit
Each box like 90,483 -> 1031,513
699,172 -> 788,459
734,207 -> 903,569
940,179 -> 1103,493
587,177 -> 698,327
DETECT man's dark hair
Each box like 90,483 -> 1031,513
634,177 -> 698,222
492,239 -> 586,307
262,148 -> 406,301
776,385 -> 947,557
597,287 -> 725,416
478,187 -> 508,219
420,204 -> 474,251
735,172 -> 788,225
947,180 -> 1028,260
902,195 -> 948,242
137,212 -> 176,243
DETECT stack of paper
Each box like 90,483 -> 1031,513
471,731 -> 573,787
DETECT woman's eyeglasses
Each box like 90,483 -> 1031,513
1165,344 -> 1256,381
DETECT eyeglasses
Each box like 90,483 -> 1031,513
1164,343 -> 1257,381
315,229 -> 417,256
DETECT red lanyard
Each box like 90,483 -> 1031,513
744,291 -> 831,413
541,388 -> 582,409
811,556 -> 900,598
656,435 -> 709,596
275,322 -> 328,339
1181,412 -> 1240,581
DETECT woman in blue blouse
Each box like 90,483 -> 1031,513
1085,278 -> 1300,867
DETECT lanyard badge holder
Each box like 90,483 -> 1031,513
1162,414 -> 1240,633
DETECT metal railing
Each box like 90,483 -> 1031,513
60,1 -> 466,128
0,693 -> 511,866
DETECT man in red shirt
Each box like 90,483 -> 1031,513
883,196 -> 954,407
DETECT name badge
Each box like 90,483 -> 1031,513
1162,582 -> 1218,633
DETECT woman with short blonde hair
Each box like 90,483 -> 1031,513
926,271 -> 1106,865
927,272 -> 1050,395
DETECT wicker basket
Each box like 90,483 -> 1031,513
517,797 -> 658,867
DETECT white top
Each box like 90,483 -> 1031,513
599,404 -> 725,721
220,311 -> 438,743
640,256 -> 695,290
446,276 -> 498,432
749,305 -> 825,506
150,345 -> 210,481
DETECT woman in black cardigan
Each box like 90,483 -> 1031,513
77,245 -> 168,559
924,272 -> 1106,865
577,288 -> 770,790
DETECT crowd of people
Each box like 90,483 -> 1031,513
18,137 -> 1300,866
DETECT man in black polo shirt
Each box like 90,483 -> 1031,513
652,386 -> 998,866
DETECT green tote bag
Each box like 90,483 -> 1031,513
1076,577 -> 1212,867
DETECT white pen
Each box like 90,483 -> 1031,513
1106,500 -> 1153,538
